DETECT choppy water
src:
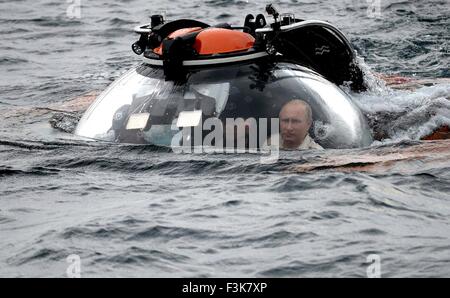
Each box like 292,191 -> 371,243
1,0 -> 449,277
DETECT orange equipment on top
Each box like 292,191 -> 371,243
153,27 -> 256,56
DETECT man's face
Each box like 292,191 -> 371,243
279,104 -> 311,148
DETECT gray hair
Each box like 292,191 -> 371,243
281,99 -> 313,124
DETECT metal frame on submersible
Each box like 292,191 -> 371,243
130,4 -> 366,91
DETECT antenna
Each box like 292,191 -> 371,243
265,4 -> 279,22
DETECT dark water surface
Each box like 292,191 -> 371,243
1,0 -> 449,277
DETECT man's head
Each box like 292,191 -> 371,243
279,99 -> 313,149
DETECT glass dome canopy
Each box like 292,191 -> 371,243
75,61 -> 373,149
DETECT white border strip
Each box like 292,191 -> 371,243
142,51 -> 268,67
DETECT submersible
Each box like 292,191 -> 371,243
75,4 -> 373,149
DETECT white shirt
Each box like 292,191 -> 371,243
264,134 -> 324,150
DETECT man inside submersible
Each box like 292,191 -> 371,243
111,98 -> 324,151
266,99 -> 323,150
76,4 -> 377,150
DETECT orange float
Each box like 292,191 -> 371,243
153,27 -> 255,56
153,27 -> 203,55
193,28 -> 255,55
